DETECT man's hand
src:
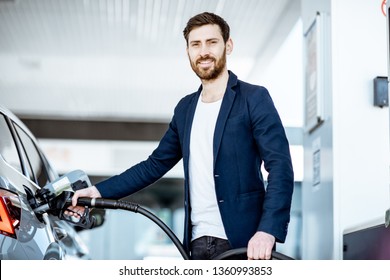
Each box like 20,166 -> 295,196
247,231 -> 275,260
65,186 -> 102,217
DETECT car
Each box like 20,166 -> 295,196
0,104 -> 91,259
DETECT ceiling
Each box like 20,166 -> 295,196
0,0 -> 301,122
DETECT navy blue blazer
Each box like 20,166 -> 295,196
96,71 -> 294,253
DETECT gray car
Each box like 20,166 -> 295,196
0,104 -> 90,259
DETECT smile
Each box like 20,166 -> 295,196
198,59 -> 214,68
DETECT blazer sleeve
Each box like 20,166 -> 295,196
248,86 -> 294,242
95,115 -> 183,199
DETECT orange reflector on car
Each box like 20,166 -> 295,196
0,191 -> 20,238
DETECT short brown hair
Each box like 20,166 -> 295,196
183,12 -> 230,45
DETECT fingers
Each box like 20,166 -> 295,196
64,206 -> 85,218
67,186 -> 102,217
247,247 -> 272,260
71,190 -> 80,207
247,231 -> 275,260
71,186 -> 101,207
247,245 -> 271,260
263,247 -> 272,260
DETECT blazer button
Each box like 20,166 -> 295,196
214,174 -> 219,178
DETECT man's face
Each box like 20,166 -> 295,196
186,24 -> 232,81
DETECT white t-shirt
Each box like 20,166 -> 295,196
189,96 -> 227,241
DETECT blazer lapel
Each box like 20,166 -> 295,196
213,86 -> 236,165
183,90 -> 201,168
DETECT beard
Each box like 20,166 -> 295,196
189,48 -> 227,81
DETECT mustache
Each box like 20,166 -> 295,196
196,55 -> 216,64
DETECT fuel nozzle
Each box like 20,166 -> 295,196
36,176 -> 72,204
34,170 -> 96,229
36,170 -> 91,205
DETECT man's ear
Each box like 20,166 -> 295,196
226,38 -> 233,55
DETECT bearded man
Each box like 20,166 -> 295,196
70,12 -> 294,260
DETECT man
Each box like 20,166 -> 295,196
69,12 -> 294,260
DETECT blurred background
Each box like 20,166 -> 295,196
0,0 -> 389,259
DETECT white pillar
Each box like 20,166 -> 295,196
301,0 -> 389,259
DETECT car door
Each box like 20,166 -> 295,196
11,117 -> 90,259
0,112 -> 56,259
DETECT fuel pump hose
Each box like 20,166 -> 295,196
76,197 -> 190,260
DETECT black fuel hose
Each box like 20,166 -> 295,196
77,197 -> 190,260
77,197 -> 294,260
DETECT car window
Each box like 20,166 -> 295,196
13,123 -> 50,188
0,114 -> 23,173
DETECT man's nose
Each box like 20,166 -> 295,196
199,44 -> 210,56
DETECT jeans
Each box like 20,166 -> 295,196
190,236 -> 232,260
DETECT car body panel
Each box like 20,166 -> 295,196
0,104 -> 90,260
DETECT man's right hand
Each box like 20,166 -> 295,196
66,186 -> 102,217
